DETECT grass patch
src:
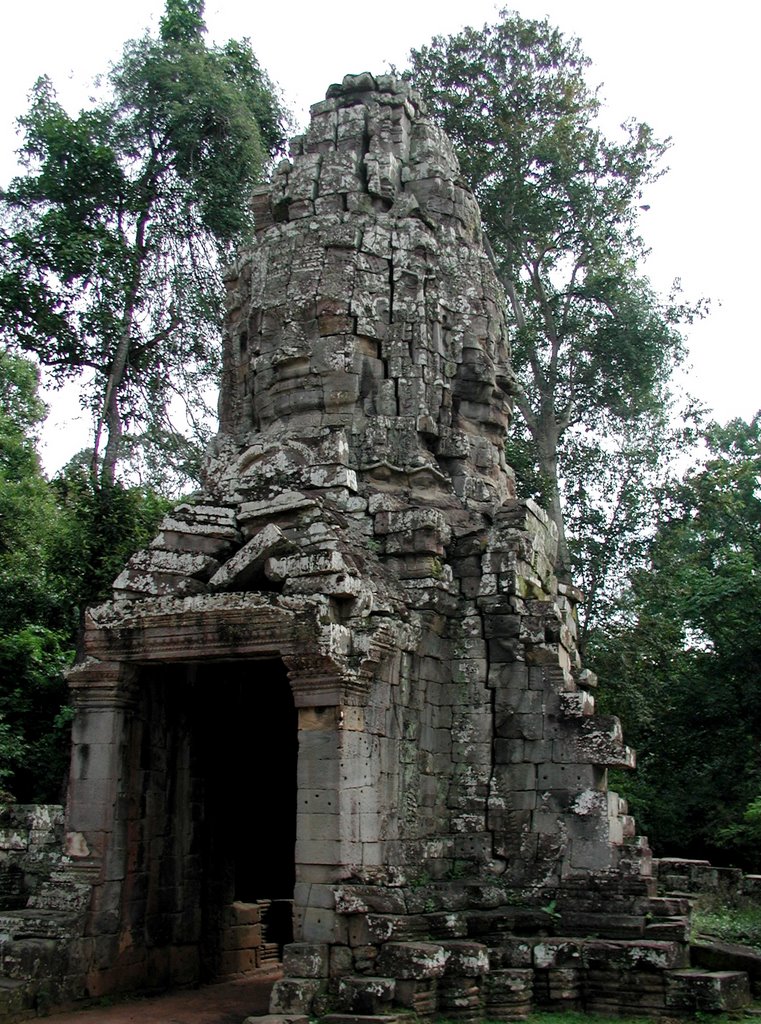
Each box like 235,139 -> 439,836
436,1014 -> 757,1024
523,1015 -> 654,1024
692,894 -> 761,950
521,1014 -> 758,1024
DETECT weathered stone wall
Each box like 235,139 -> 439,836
5,72 -> 744,1019
655,858 -> 761,901
0,805 -> 93,1019
0,805 -> 63,910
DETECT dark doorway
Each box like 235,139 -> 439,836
135,658 -> 297,980
194,659 -> 298,970
223,660 -> 298,903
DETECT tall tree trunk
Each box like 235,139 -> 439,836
501,267 -> 573,580
532,419 -> 573,585
100,373 -> 124,486
536,437 -> 572,584
92,209 -> 149,485
92,319 -> 132,487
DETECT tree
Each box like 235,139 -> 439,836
590,415 -> 761,867
0,348 -> 65,635
0,347 -> 171,800
409,13 -> 701,582
0,348 -> 72,798
0,0 -> 287,487
49,460 -> 171,618
561,402 -> 703,648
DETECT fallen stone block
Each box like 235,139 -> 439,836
244,1016 -> 309,1024
691,938 -> 761,996
666,968 -> 751,1012
376,942 -> 449,980
282,942 -> 329,979
209,523 -> 294,590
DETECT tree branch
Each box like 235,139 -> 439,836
129,312 -> 182,361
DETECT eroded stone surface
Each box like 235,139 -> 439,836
2,72 -> 731,1021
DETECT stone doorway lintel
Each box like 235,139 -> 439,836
73,592 -> 391,708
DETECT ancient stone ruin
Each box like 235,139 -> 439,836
0,73 -> 753,1020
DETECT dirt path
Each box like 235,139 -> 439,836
42,973 -> 277,1024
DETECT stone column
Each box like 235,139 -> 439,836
292,703 -> 356,946
65,659 -> 139,937
270,676 -> 353,1017
285,652 -> 393,944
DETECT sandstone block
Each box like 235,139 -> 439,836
208,523 -> 292,590
336,975 -> 396,1012
270,978 -> 329,1014
282,943 -> 329,978
244,1016 -> 308,1024
666,969 -> 751,1012
439,941 -> 490,976
221,924 -> 262,950
376,942 -> 448,980
219,947 -> 260,974
267,550 -> 356,581
228,902 -> 261,925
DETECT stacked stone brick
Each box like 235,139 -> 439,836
2,73 -> 750,1019
0,806 -> 64,910
0,806 -> 94,1017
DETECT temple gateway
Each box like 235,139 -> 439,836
0,74 -> 751,1021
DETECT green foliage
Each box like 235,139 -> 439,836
718,797 -> 761,853
0,345 -> 46,443
442,1012 -> 752,1024
0,0 -> 288,487
0,349 -> 67,631
564,404 -> 703,647
443,1014 -> 656,1024
409,13 -> 702,584
693,894 -> 761,951
0,625 -> 73,799
0,3 -> 244,789
0,349 -> 72,798
160,0 -> 206,44
541,898 -> 561,922
50,463 -> 171,610
0,348 -> 170,799
591,415 -> 761,866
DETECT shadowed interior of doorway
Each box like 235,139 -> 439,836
137,657 -> 297,982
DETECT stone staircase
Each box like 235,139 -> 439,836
692,937 -> 761,994
0,865 -> 757,1020
268,936 -> 755,1020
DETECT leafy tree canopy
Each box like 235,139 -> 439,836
0,348 -> 61,628
408,11 -> 703,583
591,415 -> 761,866
0,348 -> 171,800
0,349 -> 72,798
0,0 -> 288,487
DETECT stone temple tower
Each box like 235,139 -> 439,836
56,74 -> 698,1017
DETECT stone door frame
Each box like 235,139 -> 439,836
64,593 -> 396,977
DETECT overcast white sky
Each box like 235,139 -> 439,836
2,0 -> 759,471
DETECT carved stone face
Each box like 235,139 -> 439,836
223,76 -> 514,509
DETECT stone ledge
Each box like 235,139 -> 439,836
692,938 -> 761,995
